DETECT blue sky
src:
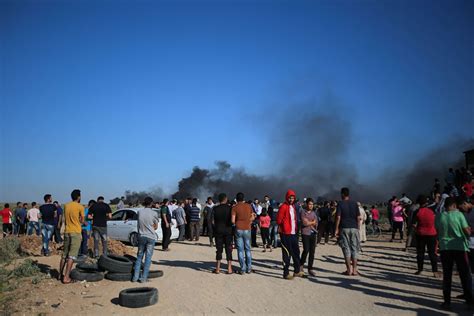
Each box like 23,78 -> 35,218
1,0 -> 473,203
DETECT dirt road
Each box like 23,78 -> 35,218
6,235 -> 473,315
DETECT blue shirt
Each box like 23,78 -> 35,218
82,208 -> 92,231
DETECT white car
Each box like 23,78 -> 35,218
107,208 -> 179,246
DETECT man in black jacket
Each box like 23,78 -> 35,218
212,193 -> 233,274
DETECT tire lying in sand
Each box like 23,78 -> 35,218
148,270 -> 164,279
98,254 -> 133,273
119,287 -> 158,308
76,262 -> 102,272
70,269 -> 104,282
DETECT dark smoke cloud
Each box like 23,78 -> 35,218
123,93 -> 473,204
395,138 -> 474,197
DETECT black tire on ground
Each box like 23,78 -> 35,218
129,232 -> 139,247
76,262 -> 102,272
148,270 -> 164,279
70,269 -> 104,282
119,287 -> 158,308
105,272 -> 132,281
98,254 -> 133,273
123,254 -> 137,263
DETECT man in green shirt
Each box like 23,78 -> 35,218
435,197 -> 473,309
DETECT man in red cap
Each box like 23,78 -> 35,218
277,189 -> 303,279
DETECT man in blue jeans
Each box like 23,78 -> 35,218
133,197 -> 159,283
39,194 -> 58,256
231,192 -> 255,274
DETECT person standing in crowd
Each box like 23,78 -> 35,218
335,187 -> 361,276
80,200 -> 94,257
60,189 -> 84,284
39,194 -> 57,256
11,202 -> 21,236
27,202 -> 41,236
259,208 -> 271,252
457,196 -> 474,279
391,199 -> 405,242
412,195 -> 439,277
132,197 -> 159,283
184,197 -> 192,240
232,192 -> 254,274
212,193 -> 234,274
88,196 -> 112,258
462,179 -> 473,199
189,198 -> 201,242
251,198 -> 262,248
387,196 -> 395,231
117,196 -> 125,210
16,203 -> 28,235
300,198 -> 318,276
173,201 -> 187,241
405,201 -> 420,251
436,197 -> 473,309
330,202 -> 338,238
161,199 -> 172,251
269,199 -> 279,248
52,201 -> 63,243
1,204 -> 12,237
277,189 -> 303,280
203,197 -> 215,247
370,205 -> 380,230
358,203 -> 367,243
168,199 -> 178,217
317,201 -> 331,245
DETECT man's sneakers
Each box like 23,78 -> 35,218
284,274 -> 294,280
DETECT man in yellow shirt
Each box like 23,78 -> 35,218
60,189 -> 84,284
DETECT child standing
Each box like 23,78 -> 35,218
259,209 -> 271,252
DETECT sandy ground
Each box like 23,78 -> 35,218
4,234 -> 474,316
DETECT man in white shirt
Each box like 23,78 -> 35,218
27,202 -> 41,236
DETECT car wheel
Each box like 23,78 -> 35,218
130,232 -> 139,247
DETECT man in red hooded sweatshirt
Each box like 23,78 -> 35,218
277,189 -> 303,280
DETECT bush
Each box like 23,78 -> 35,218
9,259 -> 40,278
0,238 -> 21,264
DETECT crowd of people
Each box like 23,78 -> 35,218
1,165 -> 473,310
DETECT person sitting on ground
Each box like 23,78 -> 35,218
300,198 -> 318,277
435,197 -> 473,309
259,208 -> 271,252
277,189 -> 303,280
412,195 -> 439,278
132,197 -> 159,283
335,187 -> 361,276
60,189 -> 84,284
212,193 -> 234,274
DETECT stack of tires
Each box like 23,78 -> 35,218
70,262 -> 104,282
99,254 -> 135,281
